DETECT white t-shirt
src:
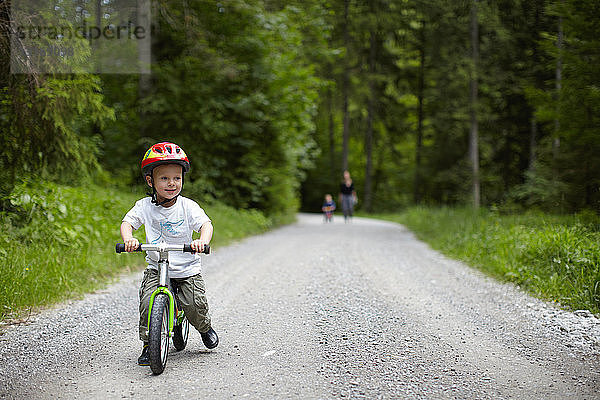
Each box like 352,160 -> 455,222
122,196 -> 211,278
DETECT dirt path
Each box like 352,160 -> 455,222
1,214 -> 599,399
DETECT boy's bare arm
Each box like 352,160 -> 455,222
120,221 -> 140,252
191,221 -> 213,252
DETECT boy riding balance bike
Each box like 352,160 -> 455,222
118,142 -> 218,374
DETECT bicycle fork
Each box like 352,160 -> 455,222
147,256 -> 178,337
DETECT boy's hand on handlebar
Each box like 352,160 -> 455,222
190,239 -> 208,253
123,237 -> 140,252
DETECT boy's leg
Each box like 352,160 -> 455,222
175,274 -> 211,334
176,273 -> 218,348
138,268 -> 160,342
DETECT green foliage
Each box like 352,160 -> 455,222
2,1 -> 327,219
36,76 -> 115,176
204,202 -> 272,244
0,0 -> 116,198
301,0 -> 600,213
0,181 -> 274,321
0,181 -> 141,320
509,161 -> 570,211
0,74 -> 114,199
2,0 -> 600,217
516,0 -> 600,212
375,207 -> 600,314
112,0 -> 326,218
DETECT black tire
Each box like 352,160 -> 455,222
148,293 -> 170,375
172,316 -> 189,351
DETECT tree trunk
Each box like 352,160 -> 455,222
137,0 -> 152,138
529,2 -> 540,173
364,30 -> 376,212
328,89 -> 336,184
469,0 -> 480,208
553,12 -> 563,159
95,0 -> 102,46
92,0 -> 102,138
341,0 -> 350,174
414,21 -> 425,205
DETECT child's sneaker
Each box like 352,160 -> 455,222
201,327 -> 219,349
138,343 -> 150,366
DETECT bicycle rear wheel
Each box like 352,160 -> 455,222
148,293 -> 170,375
172,316 -> 189,351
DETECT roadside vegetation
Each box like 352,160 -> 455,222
0,181 -> 273,322
372,208 -> 600,315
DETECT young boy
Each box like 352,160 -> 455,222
120,142 -> 218,366
321,193 -> 336,223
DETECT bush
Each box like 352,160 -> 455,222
0,180 -> 141,320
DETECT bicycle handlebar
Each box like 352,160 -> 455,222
115,243 -> 210,254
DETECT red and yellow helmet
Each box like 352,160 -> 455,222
141,142 -> 190,176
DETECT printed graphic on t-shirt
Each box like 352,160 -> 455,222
151,219 -> 185,243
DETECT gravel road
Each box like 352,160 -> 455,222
1,214 -> 599,399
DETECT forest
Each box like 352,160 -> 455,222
1,0 -> 599,218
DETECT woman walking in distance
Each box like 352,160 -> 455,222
339,170 -> 357,223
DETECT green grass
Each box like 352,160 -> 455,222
205,202 -> 272,244
0,181 -> 273,321
370,207 -> 600,315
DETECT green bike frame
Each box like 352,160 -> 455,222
115,242 -> 208,337
146,247 -> 179,336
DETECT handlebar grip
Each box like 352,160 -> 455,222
115,243 -> 142,253
183,244 -> 211,254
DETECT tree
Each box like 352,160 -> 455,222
469,0 -> 480,208
0,0 -> 114,199
128,0 -> 326,216
341,0 -> 351,174
414,19 -> 426,204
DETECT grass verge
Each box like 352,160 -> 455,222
0,181 -> 273,322
370,207 -> 600,315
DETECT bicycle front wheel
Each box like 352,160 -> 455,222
148,293 -> 170,375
